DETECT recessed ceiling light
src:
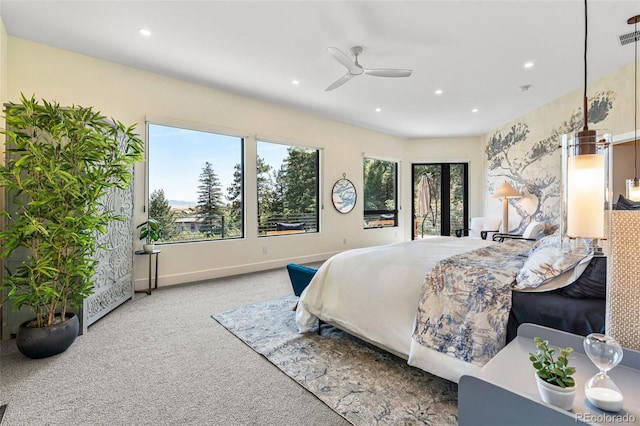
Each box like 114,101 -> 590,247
138,28 -> 151,37
292,80 -> 300,85
524,61 -> 534,69
434,89 -> 443,95
472,108 -> 479,113
375,108 -> 382,112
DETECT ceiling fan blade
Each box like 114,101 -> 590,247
364,68 -> 413,78
327,47 -> 362,75
325,72 -> 356,91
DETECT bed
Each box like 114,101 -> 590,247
295,235 -> 605,383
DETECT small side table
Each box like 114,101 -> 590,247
134,249 -> 161,295
459,324 -> 640,425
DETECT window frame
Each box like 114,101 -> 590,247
363,157 -> 399,229
256,139 -> 321,238
145,120 -> 246,245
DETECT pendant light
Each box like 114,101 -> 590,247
626,15 -> 640,201
562,0 -> 612,253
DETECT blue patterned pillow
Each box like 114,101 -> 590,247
515,245 -> 587,290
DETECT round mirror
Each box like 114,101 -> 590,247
332,177 -> 356,214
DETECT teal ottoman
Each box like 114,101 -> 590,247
286,263 -> 318,296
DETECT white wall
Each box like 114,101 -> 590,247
0,18 -> 7,220
0,18 -> 6,107
613,140 -> 640,200
7,37 -> 425,289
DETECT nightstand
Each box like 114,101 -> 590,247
459,324 -> 640,425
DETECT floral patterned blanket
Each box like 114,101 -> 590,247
412,240 -> 533,367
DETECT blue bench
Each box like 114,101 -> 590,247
286,263 -> 318,296
287,263 -> 329,334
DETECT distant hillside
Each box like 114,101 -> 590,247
169,200 -> 197,208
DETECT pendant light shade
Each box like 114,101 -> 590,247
562,133 -> 611,240
626,178 -> 640,201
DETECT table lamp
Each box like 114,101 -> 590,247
492,182 -> 521,233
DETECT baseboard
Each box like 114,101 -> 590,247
133,251 -> 338,290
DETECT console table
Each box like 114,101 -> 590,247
134,249 -> 161,295
459,324 -> 640,425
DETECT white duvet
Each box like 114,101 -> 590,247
296,236 -> 495,381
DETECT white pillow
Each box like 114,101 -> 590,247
514,244 -> 589,290
513,255 -> 592,292
528,230 -> 560,252
522,221 -> 545,240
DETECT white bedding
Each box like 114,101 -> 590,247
295,236 -> 495,379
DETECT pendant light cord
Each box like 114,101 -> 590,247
583,0 -> 589,131
635,20 -> 638,180
584,0 -> 587,103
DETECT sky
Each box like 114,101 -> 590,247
148,124 -> 288,204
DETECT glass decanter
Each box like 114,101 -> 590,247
583,333 -> 624,412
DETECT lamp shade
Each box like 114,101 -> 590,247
626,178 -> 640,201
492,182 -> 521,199
492,182 -> 521,233
566,153 -> 605,238
561,132 -> 612,244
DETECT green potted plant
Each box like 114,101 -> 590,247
529,337 -> 577,410
137,218 -> 162,253
0,94 -> 144,358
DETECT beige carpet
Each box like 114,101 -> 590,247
0,267 -> 348,426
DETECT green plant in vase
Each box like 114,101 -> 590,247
529,336 -> 577,410
137,218 -> 162,252
0,94 -> 144,358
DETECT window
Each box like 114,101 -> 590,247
363,158 -> 398,228
412,163 -> 468,238
256,140 -> 319,236
147,123 -> 244,243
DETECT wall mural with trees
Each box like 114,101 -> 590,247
484,90 -> 616,234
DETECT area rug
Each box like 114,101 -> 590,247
211,295 -> 458,425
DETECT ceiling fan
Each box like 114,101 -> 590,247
325,46 -> 413,91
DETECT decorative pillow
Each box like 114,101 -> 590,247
514,245 -> 588,290
561,256 -> 607,299
528,230 -> 560,254
522,221 -> 545,240
276,222 -> 305,231
615,194 -> 640,210
513,255 -> 591,292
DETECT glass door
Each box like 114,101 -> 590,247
412,163 -> 468,239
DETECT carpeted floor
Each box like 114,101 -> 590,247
0,267 -> 348,426
212,295 -> 458,426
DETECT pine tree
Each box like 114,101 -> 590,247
226,162 -> 243,230
256,157 -> 275,221
280,147 -> 317,214
364,158 -> 395,211
270,165 -> 286,215
196,161 -> 223,236
148,189 -> 176,240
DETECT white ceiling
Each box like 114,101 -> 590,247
1,0 -> 639,139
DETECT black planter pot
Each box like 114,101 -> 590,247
16,313 -> 79,359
